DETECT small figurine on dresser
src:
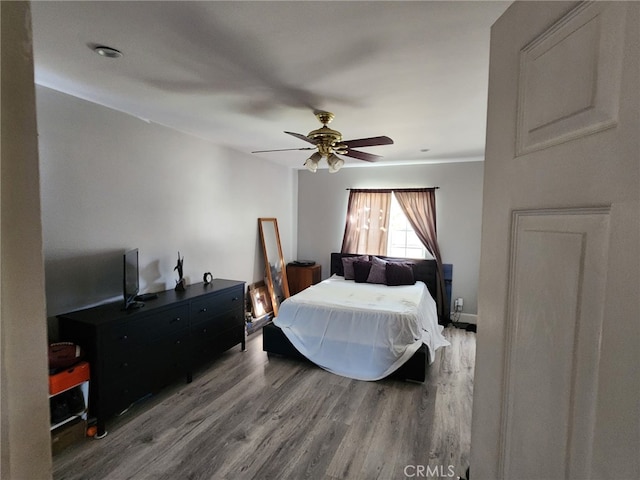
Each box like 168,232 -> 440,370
174,251 -> 186,291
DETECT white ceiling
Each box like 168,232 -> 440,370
31,1 -> 510,169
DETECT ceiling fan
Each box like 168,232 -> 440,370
252,111 -> 393,173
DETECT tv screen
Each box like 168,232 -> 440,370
123,248 -> 140,309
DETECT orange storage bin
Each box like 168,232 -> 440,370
49,361 -> 90,395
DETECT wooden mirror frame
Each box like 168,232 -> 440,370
258,218 -> 290,316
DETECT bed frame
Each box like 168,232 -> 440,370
262,252 -> 445,382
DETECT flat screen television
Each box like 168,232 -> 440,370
123,248 -> 143,310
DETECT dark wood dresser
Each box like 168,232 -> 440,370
57,279 -> 244,437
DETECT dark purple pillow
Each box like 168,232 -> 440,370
366,256 -> 388,284
353,261 -> 372,283
386,262 -> 416,286
342,255 -> 369,280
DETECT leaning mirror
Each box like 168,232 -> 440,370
258,218 -> 290,316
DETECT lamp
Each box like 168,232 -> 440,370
304,152 -> 322,172
327,154 -> 345,173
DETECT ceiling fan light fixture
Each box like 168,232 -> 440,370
254,112 -> 392,171
304,152 -> 322,172
327,154 -> 345,173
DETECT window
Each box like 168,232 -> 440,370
386,194 -> 432,259
341,188 -> 446,322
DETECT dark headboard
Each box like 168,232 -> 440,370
331,251 -> 439,300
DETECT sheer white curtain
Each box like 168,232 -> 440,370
340,190 -> 391,255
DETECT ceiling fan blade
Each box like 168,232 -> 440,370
285,131 -> 317,144
341,136 -> 394,148
252,147 -> 316,153
343,149 -> 382,162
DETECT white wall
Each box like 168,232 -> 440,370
36,86 -> 297,319
296,162 -> 483,315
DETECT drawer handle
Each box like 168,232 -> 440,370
200,308 -> 207,313
119,335 -> 128,341
232,297 -> 239,302
170,317 -> 181,324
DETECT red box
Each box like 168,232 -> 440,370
49,361 -> 90,395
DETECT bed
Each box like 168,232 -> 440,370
262,253 -> 450,382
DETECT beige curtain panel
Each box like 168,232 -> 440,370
393,189 -> 446,320
340,190 -> 391,255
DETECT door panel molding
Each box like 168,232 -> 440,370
516,2 -> 625,156
500,207 -> 610,479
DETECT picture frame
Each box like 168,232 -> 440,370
248,281 -> 272,317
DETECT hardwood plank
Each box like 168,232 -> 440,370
324,381 -> 408,480
326,377 -> 371,426
358,384 -> 411,479
392,381 -> 438,475
221,372 -> 346,479
428,329 -> 475,478
52,327 -> 475,480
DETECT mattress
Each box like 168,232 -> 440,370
273,275 -> 450,380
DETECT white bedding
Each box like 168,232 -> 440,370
273,275 -> 450,380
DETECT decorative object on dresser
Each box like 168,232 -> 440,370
174,251 -> 186,291
286,262 -> 321,295
57,279 -> 244,438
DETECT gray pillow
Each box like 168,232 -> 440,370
366,256 -> 388,284
342,255 -> 369,280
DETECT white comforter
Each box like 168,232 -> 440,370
273,275 -> 450,380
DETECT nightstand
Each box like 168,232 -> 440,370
287,263 -> 321,295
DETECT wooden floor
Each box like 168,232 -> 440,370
53,327 -> 475,480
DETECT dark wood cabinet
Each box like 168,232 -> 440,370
57,279 -> 244,437
286,263 -> 321,295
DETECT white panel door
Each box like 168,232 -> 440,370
471,2 -> 639,479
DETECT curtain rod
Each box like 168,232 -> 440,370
345,187 -> 439,191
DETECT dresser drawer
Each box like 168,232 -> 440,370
102,305 -> 188,350
141,305 -> 189,341
101,321 -> 147,351
192,326 -> 244,364
146,332 -> 191,390
191,307 -> 243,334
101,349 -> 148,385
101,378 -> 153,419
191,287 -> 243,323
101,329 -> 190,386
